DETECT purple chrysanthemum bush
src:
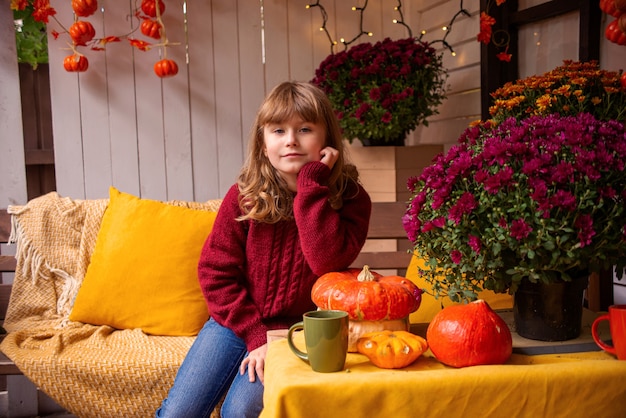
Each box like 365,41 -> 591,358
311,37 -> 447,145
403,113 -> 626,302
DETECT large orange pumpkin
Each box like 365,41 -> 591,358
311,265 -> 422,321
426,299 -> 512,368
312,265 -> 423,352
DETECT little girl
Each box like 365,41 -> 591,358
157,81 -> 371,417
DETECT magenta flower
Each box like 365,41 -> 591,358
574,214 -> 595,247
550,190 -> 577,211
448,192 -> 478,224
510,218 -> 533,240
468,235 -> 481,254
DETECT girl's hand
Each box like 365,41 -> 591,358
240,343 -> 267,384
319,146 -> 339,170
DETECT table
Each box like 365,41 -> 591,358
261,320 -> 626,418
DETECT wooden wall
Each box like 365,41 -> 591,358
2,0 -> 624,207
22,0 -> 480,203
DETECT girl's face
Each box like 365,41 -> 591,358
263,116 -> 326,191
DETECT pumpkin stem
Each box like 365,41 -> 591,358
357,265 -> 376,282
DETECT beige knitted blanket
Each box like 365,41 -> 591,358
0,192 -> 221,418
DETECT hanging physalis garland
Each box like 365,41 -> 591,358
477,0 -> 512,62
601,0 -> 626,46
10,0 -> 179,78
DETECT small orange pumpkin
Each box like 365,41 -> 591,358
141,0 -> 165,18
72,0 -> 98,17
69,20 -> 96,46
141,19 -> 162,40
154,59 -> 179,78
63,54 -> 89,72
347,317 -> 409,352
356,330 -> 428,369
426,299 -> 512,368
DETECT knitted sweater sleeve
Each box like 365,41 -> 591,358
197,185 -> 267,350
294,161 -> 372,275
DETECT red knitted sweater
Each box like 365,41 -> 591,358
198,161 -> 371,351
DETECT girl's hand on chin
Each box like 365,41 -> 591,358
319,147 -> 339,169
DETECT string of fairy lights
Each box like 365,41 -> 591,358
306,0 -> 471,56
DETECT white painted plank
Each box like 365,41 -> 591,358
212,0 -> 244,194
46,0 -> 86,199
334,0 -> 365,48
238,0 -> 266,158
431,89 -> 481,120
133,4 -> 168,200
104,0 -> 141,197
418,116 -> 476,145
77,8 -> 114,199
445,64 -> 481,94
601,18 -> 626,72
0,5 -> 28,208
288,0 -> 317,83
161,0 -> 194,201
187,0 -> 220,200
379,0 -> 408,40
264,0 -> 290,89
309,0 -> 336,68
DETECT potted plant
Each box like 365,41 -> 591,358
403,61 -> 626,341
489,60 -> 626,123
311,37 -> 447,146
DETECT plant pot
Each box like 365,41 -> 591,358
513,275 -> 589,341
359,136 -> 406,146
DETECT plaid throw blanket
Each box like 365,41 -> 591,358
0,192 -> 221,418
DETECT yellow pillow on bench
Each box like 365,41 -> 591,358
69,187 -> 217,336
406,254 -> 513,324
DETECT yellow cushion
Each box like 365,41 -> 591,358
69,187 -> 217,336
406,254 -> 513,324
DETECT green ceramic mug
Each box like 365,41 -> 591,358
287,310 -> 349,373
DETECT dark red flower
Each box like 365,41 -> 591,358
574,214 -> 595,247
477,12 -> 496,44
510,218 -> 532,240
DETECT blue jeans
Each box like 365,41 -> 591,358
156,318 -> 264,418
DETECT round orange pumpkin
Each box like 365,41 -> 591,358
154,59 -> 179,78
357,330 -> 428,369
311,265 -> 422,321
72,0 -> 98,17
426,299 -> 512,368
141,0 -> 166,18
69,21 -> 96,46
63,54 -> 89,72
141,19 -> 162,39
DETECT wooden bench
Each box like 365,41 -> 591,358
0,209 -> 18,376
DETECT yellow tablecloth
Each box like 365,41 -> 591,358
261,334 -> 626,418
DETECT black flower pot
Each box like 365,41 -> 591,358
513,275 -> 589,341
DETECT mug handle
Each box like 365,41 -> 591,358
591,314 -> 616,355
287,322 -> 309,362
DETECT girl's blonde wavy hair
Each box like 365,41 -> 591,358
237,81 -> 360,223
